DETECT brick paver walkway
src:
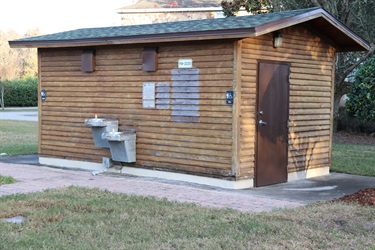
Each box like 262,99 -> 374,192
0,163 -> 304,213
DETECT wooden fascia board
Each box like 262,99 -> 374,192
9,28 -> 257,49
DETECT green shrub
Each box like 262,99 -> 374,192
337,107 -> 375,133
346,56 -> 375,122
1,77 -> 38,107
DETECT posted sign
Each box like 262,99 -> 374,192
178,59 -> 193,68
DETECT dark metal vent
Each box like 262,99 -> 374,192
82,49 -> 96,73
142,47 -> 158,72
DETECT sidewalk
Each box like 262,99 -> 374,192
0,163 -> 303,213
1,162 -> 374,213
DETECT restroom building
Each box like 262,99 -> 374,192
10,7 -> 369,188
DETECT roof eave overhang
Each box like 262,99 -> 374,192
254,8 -> 370,52
319,9 -> 370,51
9,28 -> 257,49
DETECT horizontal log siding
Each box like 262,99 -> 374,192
239,26 -> 335,178
39,41 -> 235,178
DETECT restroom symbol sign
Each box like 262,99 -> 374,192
40,90 -> 47,102
226,91 -> 234,105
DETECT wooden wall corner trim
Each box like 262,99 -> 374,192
329,46 -> 336,165
232,40 -> 243,177
37,49 -> 42,154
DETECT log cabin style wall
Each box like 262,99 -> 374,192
38,25 -> 335,182
39,41 -> 236,179
237,26 -> 335,180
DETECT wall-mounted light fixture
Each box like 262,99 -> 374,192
273,31 -> 282,48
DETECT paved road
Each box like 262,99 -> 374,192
0,107 -> 38,122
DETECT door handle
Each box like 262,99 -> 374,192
259,120 -> 267,126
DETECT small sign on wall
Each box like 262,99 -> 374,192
178,59 -> 193,68
143,82 -> 155,108
40,90 -> 47,102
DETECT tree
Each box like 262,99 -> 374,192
346,55 -> 375,122
0,29 -> 40,109
0,29 -> 40,80
221,0 -> 375,131
0,80 -> 4,110
0,78 -> 12,110
132,0 -> 223,8
221,0 -> 272,16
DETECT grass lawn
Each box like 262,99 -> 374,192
0,175 -> 16,185
0,187 -> 374,249
331,143 -> 375,176
0,123 -> 373,248
0,120 -> 38,156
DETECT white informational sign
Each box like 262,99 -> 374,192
143,82 -> 155,108
178,59 -> 193,68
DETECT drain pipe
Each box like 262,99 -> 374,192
91,157 -> 113,176
92,170 -> 106,176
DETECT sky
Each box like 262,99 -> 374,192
0,0 -> 136,35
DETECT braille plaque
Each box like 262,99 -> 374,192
142,82 -> 155,108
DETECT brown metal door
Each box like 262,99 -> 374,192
256,61 -> 290,187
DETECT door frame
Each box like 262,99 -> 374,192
254,60 -> 290,187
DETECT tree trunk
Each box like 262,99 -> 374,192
332,91 -> 342,133
1,85 -> 4,110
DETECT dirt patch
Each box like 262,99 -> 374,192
333,131 -> 375,146
334,188 -> 375,207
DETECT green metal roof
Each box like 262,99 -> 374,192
9,7 -> 369,52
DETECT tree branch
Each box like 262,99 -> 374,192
336,44 -> 375,88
